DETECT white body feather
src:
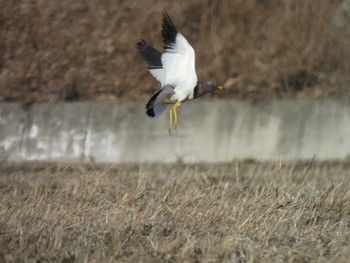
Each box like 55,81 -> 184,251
148,29 -> 198,102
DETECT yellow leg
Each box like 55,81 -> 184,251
173,105 -> 178,130
168,107 -> 173,134
168,101 -> 181,134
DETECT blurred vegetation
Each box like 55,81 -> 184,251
0,0 -> 349,103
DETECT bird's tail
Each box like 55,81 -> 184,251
146,86 -> 175,117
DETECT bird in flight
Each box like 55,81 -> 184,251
137,12 -> 224,134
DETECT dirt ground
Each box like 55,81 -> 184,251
1,0 -> 349,104
1,162 -> 350,262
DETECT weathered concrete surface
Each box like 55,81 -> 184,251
0,103 -> 26,162
1,99 -> 350,164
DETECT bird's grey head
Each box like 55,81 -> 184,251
194,81 -> 224,99
204,80 -> 224,91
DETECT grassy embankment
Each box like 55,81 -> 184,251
0,0 -> 349,103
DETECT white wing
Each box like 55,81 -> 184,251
149,68 -> 165,86
161,12 -> 198,89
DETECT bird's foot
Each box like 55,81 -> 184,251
168,124 -> 177,135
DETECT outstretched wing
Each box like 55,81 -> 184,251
137,40 -> 165,85
161,12 -> 198,88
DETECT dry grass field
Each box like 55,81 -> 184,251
1,0 -> 350,103
1,162 -> 350,262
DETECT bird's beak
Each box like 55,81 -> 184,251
218,85 -> 224,90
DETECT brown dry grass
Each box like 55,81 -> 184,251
1,162 -> 350,262
0,0 -> 349,103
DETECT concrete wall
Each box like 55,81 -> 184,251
1,99 -> 350,164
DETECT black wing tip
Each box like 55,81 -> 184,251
137,40 -> 163,69
161,12 -> 178,50
136,39 -> 147,49
162,11 -> 171,21
162,12 -> 177,31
